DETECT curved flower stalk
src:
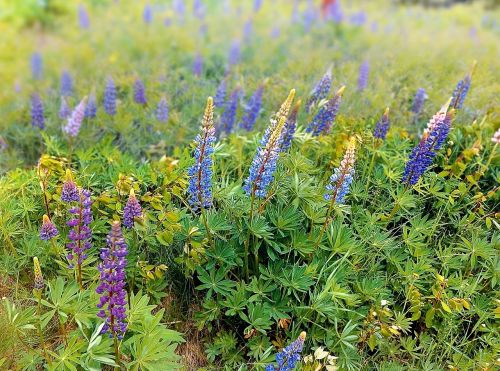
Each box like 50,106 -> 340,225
60,71 -> 73,97
66,188 -> 93,289
63,97 -> 87,137
133,79 -> 147,105
305,67 -> 332,113
123,189 -> 143,228
451,61 -> 476,109
156,96 -> 169,123
31,93 -> 45,129
221,88 -> 239,135
243,89 -> 295,200
239,84 -> 264,131
411,88 -> 427,115
305,86 -> 345,136
282,99 -> 302,151
85,92 -> 97,118
266,332 -> 306,371
357,60 -> 369,91
104,77 -> 117,116
403,100 -> 455,185
97,221 -> 128,339
59,96 -> 71,120
187,97 -> 216,211
373,107 -> 390,140
214,79 -> 227,108
40,214 -> 59,241
61,169 -> 80,203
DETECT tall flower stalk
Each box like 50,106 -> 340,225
221,88 -> 239,135
123,189 -> 143,229
282,99 -> 301,151
31,93 -> 45,129
239,84 -> 264,131
306,86 -> 345,136
305,67 -> 332,113
63,97 -> 87,138
104,77 -> 117,116
411,88 -> 427,116
133,79 -> 147,105
266,332 -> 307,371
450,61 -> 476,109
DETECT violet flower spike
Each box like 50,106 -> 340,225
40,214 -> 59,241
123,189 -> 142,228
133,79 -> 147,105
239,85 -> 264,131
282,100 -> 301,151
63,97 -> 87,138
31,93 -> 45,129
357,60 -> 369,91
266,332 -> 306,371
59,96 -> 71,120
305,67 -> 332,113
373,107 -> 390,140
103,77 -> 117,116
61,169 -> 80,203
306,86 -> 345,136
221,88 -> 239,135
156,96 -> 169,123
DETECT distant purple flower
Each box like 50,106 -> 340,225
156,96 -> 169,123
254,0 -> 263,12
411,88 -> 427,115
228,40 -> 241,66
143,4 -> 153,24
164,17 -> 172,27
96,221 -> 128,339
326,0 -> 343,23
40,215 -> 59,241
373,108 -> 390,140
291,0 -> 300,23
243,19 -> 253,42
173,0 -> 186,17
303,0 -> 317,33
60,71 -> 73,97
282,100 -> 301,151
59,97 -> 71,120
0,137 -> 7,152
85,92 -> 97,118
221,88 -> 239,135
193,0 -> 206,20
239,85 -> 264,131
61,169 -> 79,203
306,86 -> 345,136
63,97 -> 87,137
358,60 -> 369,91
271,26 -> 280,38
192,53 -> 203,78
133,79 -> 147,105
66,188 -> 92,269
103,77 -> 116,116
31,93 -> 45,129
78,4 -> 90,29
350,11 -> 367,26
451,73 -> 472,109
214,79 -> 227,108
306,67 -> 332,113
123,189 -> 142,228
31,53 -> 43,80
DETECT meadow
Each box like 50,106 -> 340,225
0,0 -> 499,370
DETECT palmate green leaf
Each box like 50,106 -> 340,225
196,267 -> 235,298
247,216 -> 274,241
126,334 -> 182,370
46,336 -> 86,371
277,264 -> 315,300
223,283 -> 248,317
2,298 -> 36,334
205,242 -> 240,270
268,204 -> 303,236
239,302 -> 274,335
246,277 -> 277,302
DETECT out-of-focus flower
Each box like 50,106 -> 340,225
103,77 -> 116,116
85,92 -> 97,118
31,52 -> 43,80
63,97 -> 87,137
143,3 -> 153,24
239,84 -> 264,131
373,107 -> 390,140
192,52 -> 203,78
60,70 -> 73,97
156,96 -> 169,123
282,99 -> 301,151
254,0 -> 263,12
492,128 -> 500,144
214,79 -> 227,108
133,78 -> 147,105
59,96 -> 71,120
193,0 -> 206,20
358,60 -> 369,91
40,215 -> 59,241
451,61 -> 476,109
228,40 -> 241,66
243,19 -> 253,42
324,137 -> 356,204
306,67 -> 332,113
221,88 -> 239,135
78,4 -> 90,29
123,189 -> 142,228
411,88 -> 427,115
31,93 -> 45,129
306,86 -> 345,136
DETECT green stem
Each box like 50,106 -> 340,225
200,207 -> 214,248
365,140 -> 378,194
114,336 -> 120,369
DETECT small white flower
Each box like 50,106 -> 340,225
381,299 -> 388,306
372,311 -> 377,317
303,355 -> 313,364
314,346 -> 329,360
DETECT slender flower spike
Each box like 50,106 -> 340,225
324,137 -> 356,204
403,100 -> 455,185
66,188 -> 93,269
60,71 -> 73,97
214,79 -> 227,108
40,214 -> 59,241
123,189 -> 143,228
192,53 -> 203,78
103,77 -> 117,116
63,97 -> 87,137
187,97 -> 216,210
282,99 -> 301,151
239,85 -> 264,131
59,96 -> 71,120
78,4 -> 90,29
143,4 -> 153,24
221,88 -> 239,135
373,107 -> 390,140
61,169 -> 80,203
85,92 -> 97,118
306,86 -> 345,136
156,96 -> 169,123
357,60 -> 370,91
33,257 -> 44,292
266,332 -> 307,371
411,88 -> 427,115
31,93 -> 45,129
305,67 -> 332,113
133,79 -> 147,105
96,221 -> 128,339
492,128 -> 500,144
451,62 -> 476,109
31,52 -> 43,80
228,40 -> 241,66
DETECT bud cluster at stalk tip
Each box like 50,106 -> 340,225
305,67 -> 332,113
123,189 -> 143,228
324,137 -> 356,204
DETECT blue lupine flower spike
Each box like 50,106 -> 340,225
306,66 -> 332,113
373,107 -> 390,140
306,85 -> 345,136
411,88 -> 427,116
282,99 -> 302,151
221,88 -> 239,135
240,84 -> 264,131
451,60 -> 476,109
266,331 -> 307,371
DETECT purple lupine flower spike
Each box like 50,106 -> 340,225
31,53 -> 43,80
403,100 -> 455,185
61,169 -> 80,203
85,92 -> 97,118
451,61 -> 476,109
156,96 -> 169,123
239,84 -> 264,131
78,4 -> 90,29
254,0 -> 263,12
306,86 -> 345,136
193,0 -> 206,20
411,88 -> 427,115
96,221 -> 128,339
192,53 -> 203,78
104,77 -> 117,116
133,79 -> 147,105
60,70 -> 73,97
282,100 -> 301,151
31,93 -> 45,129
306,67 -> 332,113
373,107 -> 390,140
221,88 -> 239,135
243,19 -> 253,42
143,4 -> 153,24
40,215 -> 59,241
357,60 -> 370,91
244,90 -> 295,198
228,40 -> 241,66
59,97 -> 71,120
187,97 -> 216,210
63,97 -> 87,137
214,79 -> 227,108
123,189 -> 143,228
266,332 -> 306,371
325,138 -> 356,204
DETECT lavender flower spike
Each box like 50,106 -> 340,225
96,221 -> 128,339
221,88 -> 239,135
411,88 -> 427,115
156,96 -> 169,123
373,107 -> 390,140
214,79 -> 227,108
282,99 -> 301,151
325,137 -> 356,204
192,53 -> 203,78
61,169 -> 80,203
60,71 -> 73,97
31,53 -> 43,80
305,66 -> 332,113
306,85 -> 345,136
133,78 -> 147,105
40,215 -> 59,241
63,97 -> 87,137
143,3 -> 153,24
357,60 -> 369,91
31,93 -> 45,129
85,92 -> 97,118
123,189 -> 143,228
59,96 -> 71,120
104,77 -> 117,116
187,97 -> 216,210
451,61 -> 476,109
239,84 -> 264,131
266,331 -> 306,371
228,40 -> 241,66
403,99 -> 455,185
78,4 -> 90,29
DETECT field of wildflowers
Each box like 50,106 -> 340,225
0,0 -> 499,370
